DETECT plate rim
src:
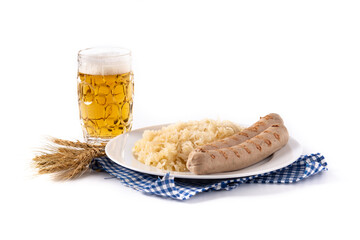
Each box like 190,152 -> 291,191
105,123 -> 303,179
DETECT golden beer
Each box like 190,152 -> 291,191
77,47 -> 133,143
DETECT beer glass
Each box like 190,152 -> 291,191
77,47 -> 134,144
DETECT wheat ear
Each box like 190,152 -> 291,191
32,137 -> 106,180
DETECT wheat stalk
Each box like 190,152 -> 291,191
32,137 -> 105,180
50,137 -> 106,149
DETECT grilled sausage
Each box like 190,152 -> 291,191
187,124 -> 289,175
197,113 -> 284,151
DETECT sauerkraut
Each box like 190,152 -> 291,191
132,119 -> 243,172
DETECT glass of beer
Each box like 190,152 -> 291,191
77,47 -> 134,144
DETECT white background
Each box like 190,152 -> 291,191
1,0 -> 359,239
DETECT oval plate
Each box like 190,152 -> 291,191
105,124 -> 303,179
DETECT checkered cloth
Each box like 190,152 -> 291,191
90,153 -> 327,200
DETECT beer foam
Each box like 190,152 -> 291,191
78,47 -> 131,75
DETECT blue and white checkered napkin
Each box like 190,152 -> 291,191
90,153 -> 327,201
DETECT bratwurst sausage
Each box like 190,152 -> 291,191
187,124 -> 289,175
197,113 -> 284,151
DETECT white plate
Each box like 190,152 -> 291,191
105,124 -> 303,179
